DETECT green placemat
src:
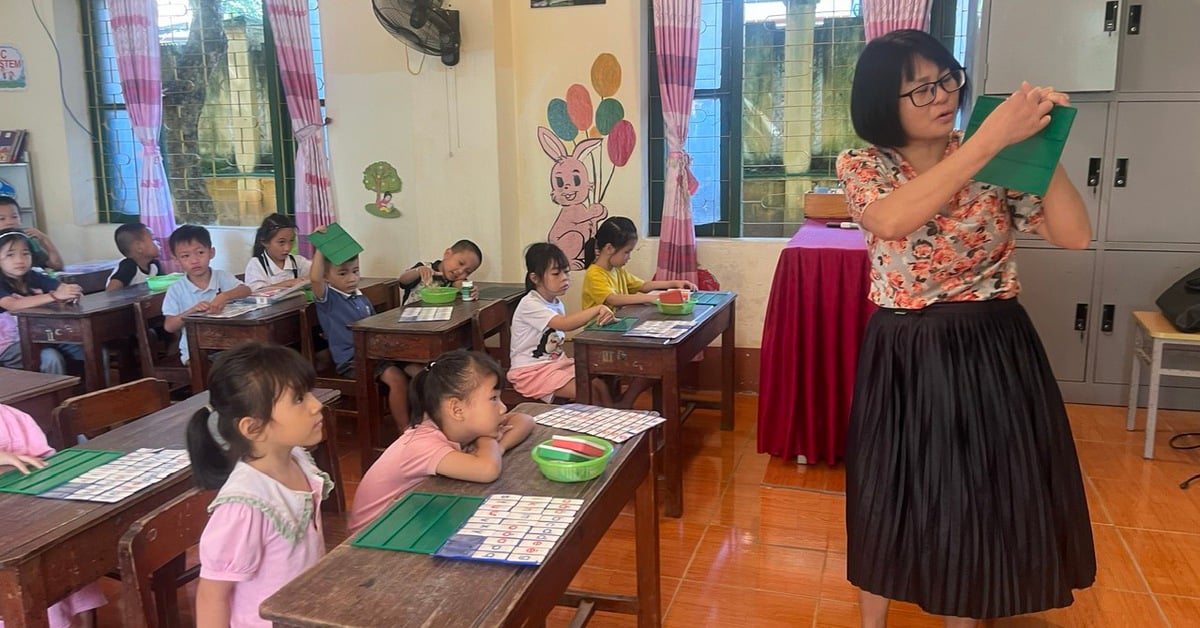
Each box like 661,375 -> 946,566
963,95 -> 1077,196
0,449 -> 125,495
352,492 -> 484,554
306,223 -> 363,266
585,316 -> 638,332
692,292 -> 723,305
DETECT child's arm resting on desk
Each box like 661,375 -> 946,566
207,276 -> 251,315
0,283 -> 82,311
549,305 -> 615,331
435,413 -> 535,483
195,578 -> 234,628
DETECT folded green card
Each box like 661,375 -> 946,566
306,223 -> 363,265
963,95 -> 1076,196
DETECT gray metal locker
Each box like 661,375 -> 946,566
1013,248 -> 1095,382
1117,0 -> 1200,93
1105,101 -> 1200,244
1093,250 -> 1200,387
983,0 -> 1121,94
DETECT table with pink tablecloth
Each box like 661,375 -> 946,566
757,220 -> 876,464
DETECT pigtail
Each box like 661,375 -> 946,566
407,368 -> 431,429
186,405 -> 235,490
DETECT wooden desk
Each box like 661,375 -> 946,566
573,291 -> 737,518
261,403 -> 660,627
183,295 -> 312,392
0,368 -> 80,450
13,285 -> 150,392
0,388 -> 340,628
55,263 -> 119,295
348,283 -> 525,467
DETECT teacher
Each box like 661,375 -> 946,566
836,30 -> 1096,625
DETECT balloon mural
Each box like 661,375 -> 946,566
541,53 -> 637,270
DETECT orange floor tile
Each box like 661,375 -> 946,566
98,398 -> 1200,627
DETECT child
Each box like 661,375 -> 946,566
508,242 -> 619,405
0,195 -> 64,271
397,239 -> 483,304
244,214 -> 311,292
161,225 -> 251,365
0,404 -> 106,628
349,350 -> 535,533
105,222 -> 162,290
0,230 -> 84,374
309,227 -> 409,429
581,216 -> 696,310
187,343 -> 332,628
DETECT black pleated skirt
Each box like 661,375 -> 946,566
845,298 -> 1096,619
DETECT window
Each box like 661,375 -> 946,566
81,0 -> 326,226
648,0 -> 969,237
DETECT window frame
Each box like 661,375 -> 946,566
79,0 -> 304,225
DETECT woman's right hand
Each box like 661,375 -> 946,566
976,81 -> 1055,150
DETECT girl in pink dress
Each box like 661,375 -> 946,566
0,404 -> 106,628
186,343 -> 333,628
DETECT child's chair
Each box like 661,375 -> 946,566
133,292 -> 191,394
118,487 -> 214,628
471,299 -> 512,368
53,377 -> 170,445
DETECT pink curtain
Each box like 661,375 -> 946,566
862,0 -> 933,40
266,0 -> 333,257
652,0 -> 701,286
109,0 -> 177,268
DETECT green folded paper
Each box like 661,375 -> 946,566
963,95 -> 1077,196
306,223 -> 363,265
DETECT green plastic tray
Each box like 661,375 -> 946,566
585,316 -> 637,332
351,492 -> 484,554
963,95 -> 1077,196
0,449 -> 125,495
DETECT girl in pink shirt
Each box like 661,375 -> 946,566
350,350 -> 535,533
186,343 -> 333,628
0,404 -> 106,628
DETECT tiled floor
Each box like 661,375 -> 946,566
99,397 -> 1200,626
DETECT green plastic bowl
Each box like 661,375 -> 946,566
146,273 -> 184,292
656,299 -> 695,315
419,286 -> 459,304
530,435 -> 614,483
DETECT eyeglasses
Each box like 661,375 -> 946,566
898,68 -> 967,107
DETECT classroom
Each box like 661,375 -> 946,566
1,0 -> 1199,626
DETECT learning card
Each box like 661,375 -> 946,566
204,301 -> 270,318
533,443 -> 593,463
624,320 -> 696,340
35,448 -> 190,503
398,306 -> 453,322
550,435 -> 606,458
534,404 -> 664,443
963,95 -> 1077,195
433,494 -> 582,565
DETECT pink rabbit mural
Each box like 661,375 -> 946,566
541,53 -> 637,270
540,128 -> 608,270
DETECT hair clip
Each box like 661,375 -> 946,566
427,361 -> 437,370
205,405 -> 231,451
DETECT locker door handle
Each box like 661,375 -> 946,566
1114,158 -> 1128,187
1127,4 -> 1142,35
1104,1 -> 1119,32
1075,303 -> 1089,331
1087,157 -> 1102,188
1101,304 -> 1116,333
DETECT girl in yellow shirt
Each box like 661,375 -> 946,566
581,217 -> 696,310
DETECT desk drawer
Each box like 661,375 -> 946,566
25,319 -> 84,344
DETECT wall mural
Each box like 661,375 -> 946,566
540,53 -> 637,270
362,161 -> 402,218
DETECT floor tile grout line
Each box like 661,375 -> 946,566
1113,524 -> 1174,627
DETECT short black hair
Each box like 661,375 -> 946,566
114,222 -> 150,257
523,241 -> 570,292
169,224 -> 212,254
0,195 -> 17,209
450,239 -> 483,265
849,29 -> 967,148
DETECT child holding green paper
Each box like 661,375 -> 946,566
835,29 -> 1094,625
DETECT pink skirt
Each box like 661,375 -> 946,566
508,358 -> 576,402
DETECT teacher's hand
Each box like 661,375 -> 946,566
977,81 -> 1055,150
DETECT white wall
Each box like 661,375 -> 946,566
3,0 -> 791,349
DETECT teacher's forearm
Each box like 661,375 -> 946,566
1037,164 -> 1091,250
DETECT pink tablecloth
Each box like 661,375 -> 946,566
757,220 -> 875,464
